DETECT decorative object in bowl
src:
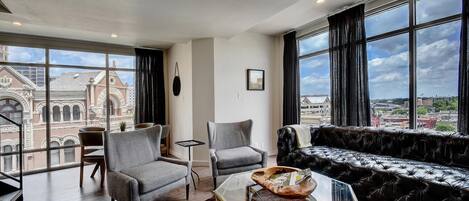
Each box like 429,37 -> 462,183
251,166 -> 317,199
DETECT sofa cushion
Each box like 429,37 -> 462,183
301,146 -> 469,190
120,160 -> 187,194
216,146 -> 262,169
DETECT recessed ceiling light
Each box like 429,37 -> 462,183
316,0 -> 325,3
12,21 -> 22,26
111,33 -> 118,38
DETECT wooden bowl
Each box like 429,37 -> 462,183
251,166 -> 317,199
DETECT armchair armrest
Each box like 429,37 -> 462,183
209,149 -> 219,177
107,171 -> 140,201
158,156 -> 190,166
249,146 -> 268,167
158,157 -> 192,184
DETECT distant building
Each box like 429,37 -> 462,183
0,66 -> 134,173
301,95 -> 330,115
300,95 -> 330,125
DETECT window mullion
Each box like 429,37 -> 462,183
409,0 -> 417,129
45,48 -> 51,169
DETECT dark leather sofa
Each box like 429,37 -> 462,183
277,125 -> 469,201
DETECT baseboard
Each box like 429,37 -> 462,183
170,149 -> 209,167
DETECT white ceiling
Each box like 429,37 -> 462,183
0,0 -> 364,48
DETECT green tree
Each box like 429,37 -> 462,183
392,109 -> 408,115
417,107 -> 428,116
448,99 -> 458,111
435,122 -> 456,132
433,100 -> 446,112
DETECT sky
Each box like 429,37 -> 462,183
299,0 -> 462,100
4,46 -> 135,86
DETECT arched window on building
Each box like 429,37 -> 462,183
64,140 -> 75,163
50,141 -> 60,166
52,106 -> 61,122
63,105 -> 71,121
72,105 -> 80,120
3,145 -> 13,172
0,99 -> 23,125
15,144 -> 21,171
103,100 -> 115,116
42,106 -> 47,123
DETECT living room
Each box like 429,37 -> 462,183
0,0 -> 468,201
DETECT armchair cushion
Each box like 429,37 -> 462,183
216,146 -> 262,169
121,161 -> 188,194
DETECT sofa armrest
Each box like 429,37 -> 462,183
107,171 -> 140,201
209,149 -> 219,177
158,157 -> 192,184
249,146 -> 268,167
277,127 -> 299,166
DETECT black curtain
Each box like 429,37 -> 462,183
328,4 -> 370,127
283,31 -> 300,126
458,0 -> 469,134
135,48 -> 165,124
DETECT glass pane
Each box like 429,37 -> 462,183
50,49 -> 106,67
0,65 -> 46,153
299,54 -> 331,125
49,67 -> 106,167
416,0 -> 462,24
368,33 -> 409,128
109,54 -> 135,69
299,32 -> 329,56
109,70 -> 135,132
0,45 -> 45,64
416,21 -> 460,132
366,4 -> 409,37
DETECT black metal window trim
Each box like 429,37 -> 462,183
297,0 -> 463,129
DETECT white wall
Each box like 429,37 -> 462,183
191,38 -> 215,163
213,32 -> 281,154
167,41 -> 193,160
166,32 -> 282,164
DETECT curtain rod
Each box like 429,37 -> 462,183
283,0 -> 378,36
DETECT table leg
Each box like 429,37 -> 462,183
188,147 -> 197,190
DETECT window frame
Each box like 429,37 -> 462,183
297,0 -> 462,129
0,43 -> 136,173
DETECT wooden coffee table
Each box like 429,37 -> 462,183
213,169 -> 357,201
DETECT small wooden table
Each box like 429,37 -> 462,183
175,140 -> 205,189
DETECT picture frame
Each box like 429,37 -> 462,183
246,69 -> 265,91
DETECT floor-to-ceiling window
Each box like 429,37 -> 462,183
298,0 -> 462,132
298,31 -> 331,125
366,0 -> 461,131
0,43 -> 135,173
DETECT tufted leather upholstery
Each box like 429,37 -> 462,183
277,125 -> 469,201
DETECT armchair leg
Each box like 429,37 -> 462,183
186,184 -> 190,200
213,177 -> 217,189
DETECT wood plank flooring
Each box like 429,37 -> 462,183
20,156 -> 276,201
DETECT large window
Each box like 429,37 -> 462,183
367,0 -> 461,131
298,32 -> 331,125
0,44 -> 135,173
298,0 -> 462,132
368,33 -> 410,128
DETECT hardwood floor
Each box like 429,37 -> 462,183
21,156 -> 276,201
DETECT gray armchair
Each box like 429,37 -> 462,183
207,119 -> 267,188
104,125 -> 191,201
